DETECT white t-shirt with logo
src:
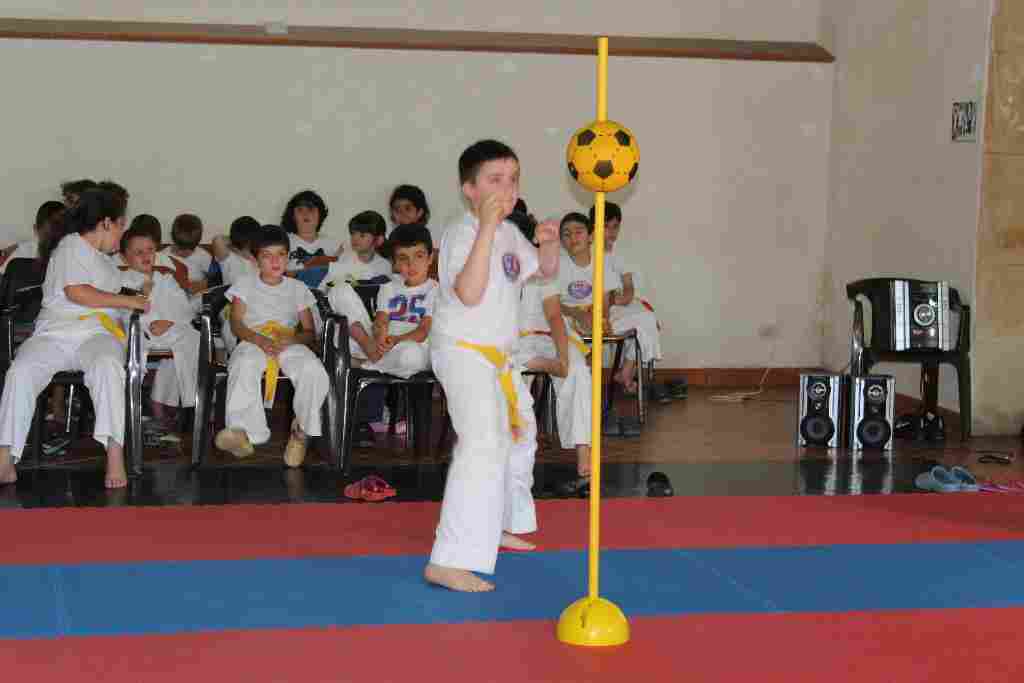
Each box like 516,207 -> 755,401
433,211 -> 539,349
321,251 -> 392,288
556,252 -> 621,307
288,235 -> 342,270
376,279 -> 438,336
226,275 -> 316,331
36,234 -> 129,336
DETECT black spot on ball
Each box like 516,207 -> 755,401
628,162 -> 638,181
594,160 -> 614,179
577,129 -> 596,146
615,130 -> 631,147
568,162 -> 579,180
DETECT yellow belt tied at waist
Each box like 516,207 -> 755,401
257,321 -> 296,408
79,312 -> 126,343
456,340 -> 523,442
519,329 -> 591,358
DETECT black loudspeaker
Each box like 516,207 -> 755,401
798,374 -> 847,448
849,375 -> 895,451
891,280 -> 953,351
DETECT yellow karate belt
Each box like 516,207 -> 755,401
519,329 -> 591,358
456,340 -> 523,442
79,312 -> 126,343
257,321 -> 296,408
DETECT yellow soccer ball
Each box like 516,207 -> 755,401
566,120 -> 640,193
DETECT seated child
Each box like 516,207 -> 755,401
588,202 -> 663,392
320,210 -> 392,287
211,216 -> 260,287
215,226 -> 330,468
119,225 -> 201,427
165,213 -> 212,295
0,187 -> 149,489
510,212 -> 592,483
388,184 -> 431,233
0,200 -> 64,273
281,190 -> 343,271
364,224 -> 436,379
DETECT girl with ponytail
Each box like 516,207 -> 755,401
0,187 -> 150,489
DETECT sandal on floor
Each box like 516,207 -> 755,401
950,466 -> 979,492
914,466 -> 960,493
555,475 -> 591,498
619,416 -> 643,437
647,471 -> 674,497
602,416 -> 624,437
344,475 -> 396,502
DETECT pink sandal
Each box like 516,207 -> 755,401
344,475 -> 397,502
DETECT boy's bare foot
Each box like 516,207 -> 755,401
0,448 -> 16,485
215,428 -> 254,458
424,563 -> 495,592
105,446 -> 128,489
576,445 -> 592,477
500,533 -> 536,551
283,419 -> 307,468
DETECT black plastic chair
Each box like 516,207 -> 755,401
191,286 -> 343,467
847,278 -> 971,441
581,328 -> 644,423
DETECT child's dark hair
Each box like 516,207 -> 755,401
349,210 -> 387,238
389,184 -> 431,225
120,223 -> 158,255
41,188 -> 127,265
560,212 -> 592,235
129,214 -> 162,245
96,180 -> 130,201
59,179 -> 96,201
229,216 -> 262,252
458,139 -> 518,185
387,223 -> 433,256
35,201 -> 65,232
281,190 -> 328,235
588,201 -> 622,225
171,213 -> 203,249
253,225 -> 290,255
508,208 -> 537,243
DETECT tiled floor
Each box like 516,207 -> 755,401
2,387 -> 1020,508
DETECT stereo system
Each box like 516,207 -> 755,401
797,373 -> 894,451
891,280 -> 953,351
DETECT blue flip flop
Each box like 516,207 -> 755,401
950,466 -> 979,492
914,466 -> 960,493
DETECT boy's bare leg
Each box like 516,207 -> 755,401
614,359 -> 638,392
424,563 -> 495,592
0,446 -> 16,484
105,440 -> 128,489
576,444 -> 591,477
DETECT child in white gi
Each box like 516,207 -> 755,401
120,227 -> 200,427
214,227 -> 329,469
164,213 -> 212,295
212,216 -> 260,288
320,210 -> 392,288
425,140 -> 560,593
365,224 -> 436,378
508,213 -> 593,485
590,202 -> 663,393
0,188 -> 149,489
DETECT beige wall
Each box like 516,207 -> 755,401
976,1 -> 1024,434
821,0 -> 992,421
0,1 -> 824,42
0,38 -> 833,372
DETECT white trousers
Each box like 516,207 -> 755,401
147,325 -> 200,408
0,328 -> 125,462
225,341 -> 329,445
610,302 -> 662,364
515,335 -> 591,449
363,340 -> 429,379
429,340 -> 537,574
327,284 -> 374,360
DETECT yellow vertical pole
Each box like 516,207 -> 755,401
588,36 -> 609,603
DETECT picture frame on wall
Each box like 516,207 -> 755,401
952,101 -> 978,142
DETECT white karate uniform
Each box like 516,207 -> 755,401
224,275 -> 329,445
0,234 -> 130,461
326,282 -> 375,360
217,252 -> 258,351
606,250 -> 662,363
122,270 -> 201,408
320,252 -> 392,287
287,235 -> 342,271
361,279 -> 436,378
429,212 -> 540,575
163,247 -> 212,283
515,278 -> 591,449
